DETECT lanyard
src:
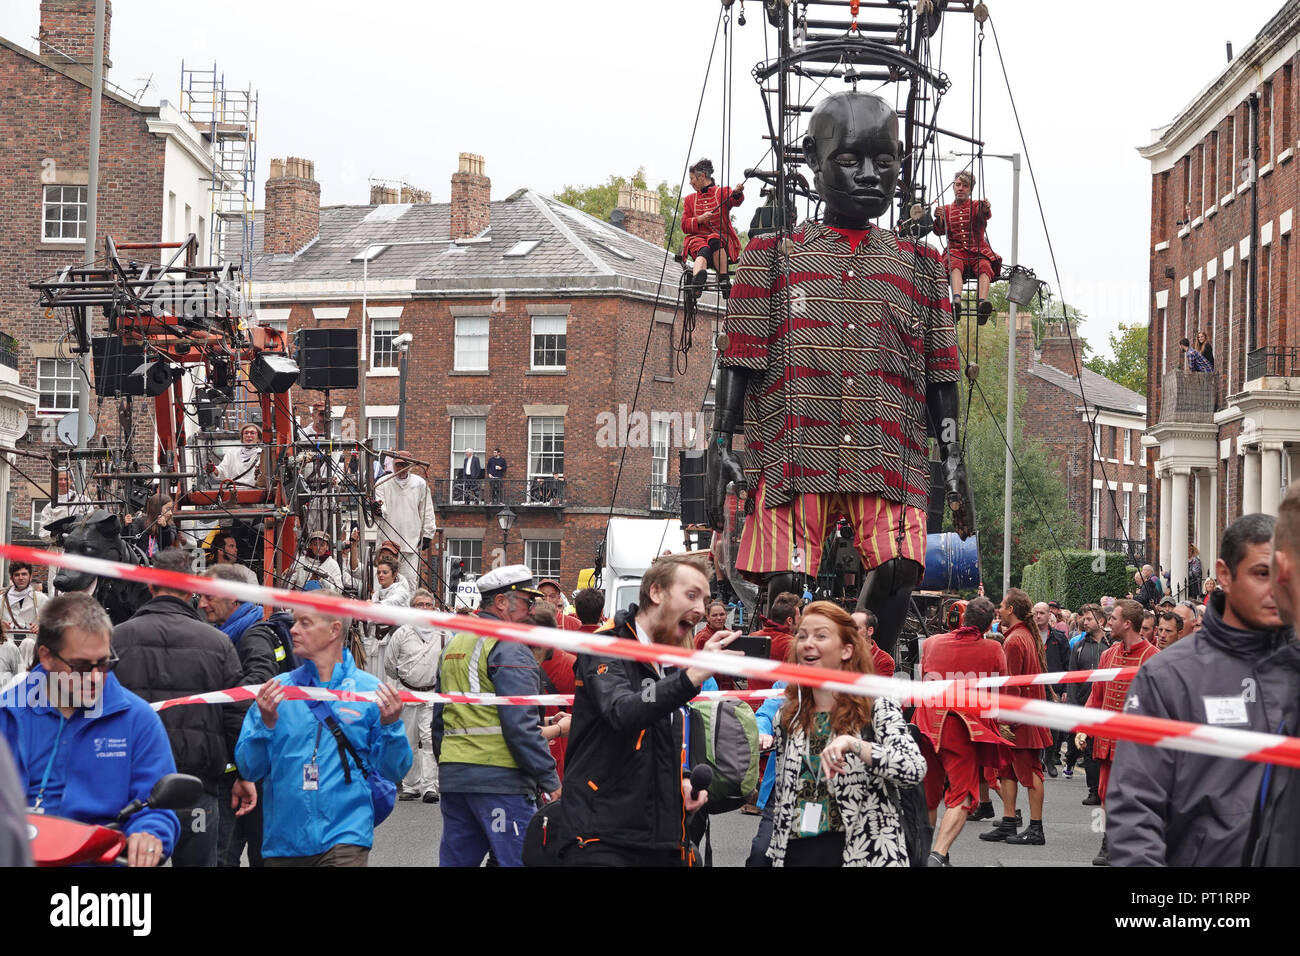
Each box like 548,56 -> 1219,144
33,717 -> 68,813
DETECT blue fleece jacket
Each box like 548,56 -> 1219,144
0,667 -> 180,856
754,685 -> 786,810
235,649 -> 412,859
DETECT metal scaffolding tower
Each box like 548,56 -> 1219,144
178,62 -> 258,293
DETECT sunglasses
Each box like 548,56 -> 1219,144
49,648 -> 119,674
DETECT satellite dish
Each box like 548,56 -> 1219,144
56,412 -> 95,447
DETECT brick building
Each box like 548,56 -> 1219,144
246,153 -> 720,598
1014,314 -> 1149,563
0,1 -> 219,542
1139,0 -> 1300,598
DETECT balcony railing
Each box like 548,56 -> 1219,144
0,333 -> 17,371
1098,536 -> 1146,567
429,477 -> 567,508
1246,346 -> 1300,382
650,484 -> 681,514
1159,370 -> 1215,423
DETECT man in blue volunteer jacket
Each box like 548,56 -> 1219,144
0,593 -> 179,865
236,591 -> 411,866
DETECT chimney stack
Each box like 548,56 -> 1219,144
450,153 -> 489,240
265,157 -> 320,255
370,184 -> 400,205
611,185 -> 665,246
1038,320 -> 1083,379
1015,310 -> 1035,379
369,183 -> 431,205
39,0 -> 112,74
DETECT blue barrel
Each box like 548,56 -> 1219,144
918,532 -> 982,591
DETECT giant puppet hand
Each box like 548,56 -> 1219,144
927,381 -> 977,540
706,366 -> 752,531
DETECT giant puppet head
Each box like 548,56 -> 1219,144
802,91 -> 902,229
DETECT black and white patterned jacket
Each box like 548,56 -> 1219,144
767,695 -> 926,867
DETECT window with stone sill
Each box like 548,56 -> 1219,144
42,185 -> 87,241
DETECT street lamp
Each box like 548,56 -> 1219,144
942,150 -> 1022,595
393,332 -> 412,447
496,506 -> 516,565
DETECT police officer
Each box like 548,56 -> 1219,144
432,565 -> 560,867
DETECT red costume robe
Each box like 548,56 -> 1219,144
682,183 -> 744,262
933,198 -> 1002,281
540,648 -> 577,780
999,621 -> 1055,750
1085,638 -> 1159,762
915,625 -> 1010,750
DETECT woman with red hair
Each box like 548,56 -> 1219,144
765,601 -> 925,866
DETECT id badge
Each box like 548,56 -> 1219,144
799,802 -> 822,835
302,762 -> 319,791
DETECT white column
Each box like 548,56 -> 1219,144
1159,470 -> 1173,574
1261,443 -> 1284,515
1288,449 -> 1300,493
1201,470 -> 1211,574
1195,471 -> 1213,570
0,453 -> 9,579
1171,469 -> 1190,600
1244,449 -> 1262,515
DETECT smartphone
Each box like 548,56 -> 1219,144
729,635 -> 772,659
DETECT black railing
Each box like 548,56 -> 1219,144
649,484 -> 680,514
1246,346 -> 1300,382
1098,536 -> 1146,567
429,477 -> 567,508
0,333 -> 17,371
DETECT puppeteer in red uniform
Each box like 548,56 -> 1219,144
1085,637 -> 1158,803
932,169 -> 1002,323
681,157 -> 744,300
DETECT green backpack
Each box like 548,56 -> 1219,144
687,697 -> 761,814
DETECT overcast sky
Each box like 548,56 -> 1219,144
1,0 -> 1286,351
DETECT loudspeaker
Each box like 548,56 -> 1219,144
249,354 -> 300,394
679,449 -> 707,528
91,336 -> 146,397
295,328 -> 359,390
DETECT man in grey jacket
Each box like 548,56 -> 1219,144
1108,514 -> 1293,866
1247,482 -> 1300,865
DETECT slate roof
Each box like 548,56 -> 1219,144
247,189 -> 691,302
1029,360 -> 1146,416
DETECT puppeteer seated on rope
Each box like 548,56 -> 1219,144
707,90 -> 976,660
932,168 -> 1002,324
682,158 -> 745,301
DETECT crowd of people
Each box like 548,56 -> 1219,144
1,478 -> 1299,868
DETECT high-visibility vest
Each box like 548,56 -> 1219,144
438,633 -> 518,769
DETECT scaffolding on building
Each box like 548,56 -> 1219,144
178,62 -> 258,300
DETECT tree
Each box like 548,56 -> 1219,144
940,319 -> 1083,599
1084,323 -> 1149,397
554,168 -> 685,253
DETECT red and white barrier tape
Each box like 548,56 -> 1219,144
6,542 -> 1299,769
149,685 -> 781,711
149,666 -> 1142,712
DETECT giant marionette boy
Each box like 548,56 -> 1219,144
707,91 -> 975,659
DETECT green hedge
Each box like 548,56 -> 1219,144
1020,550 -> 1132,610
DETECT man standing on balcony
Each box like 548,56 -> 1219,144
486,447 -> 507,504
375,453 -> 436,589
462,447 -> 484,504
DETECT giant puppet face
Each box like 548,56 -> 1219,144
802,92 -> 902,229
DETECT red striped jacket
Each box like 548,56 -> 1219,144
720,221 -> 960,511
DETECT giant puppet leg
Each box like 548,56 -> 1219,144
855,555 -> 922,660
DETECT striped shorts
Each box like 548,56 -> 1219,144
734,476 -> 927,577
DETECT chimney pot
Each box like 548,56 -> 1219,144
612,185 -> 665,245
265,155 -> 320,255
450,153 -> 490,240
